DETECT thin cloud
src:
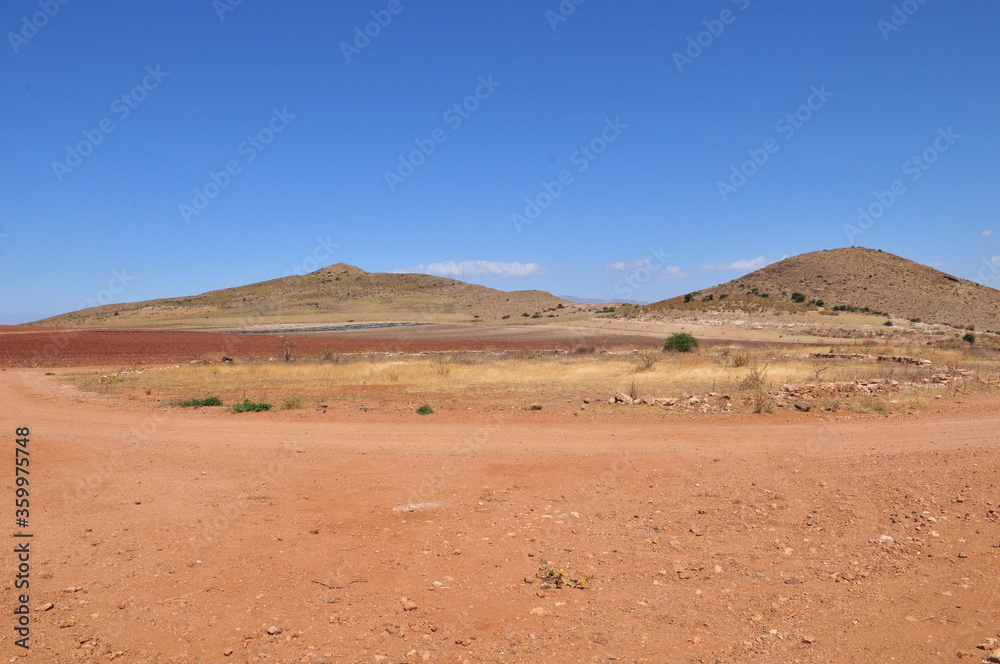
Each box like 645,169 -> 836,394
702,256 -> 767,271
983,230 -> 993,237
990,256 -> 1000,265
660,266 -> 689,279
605,261 -> 629,272
401,260 -> 545,279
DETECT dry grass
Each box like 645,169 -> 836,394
71,341 -> 1000,414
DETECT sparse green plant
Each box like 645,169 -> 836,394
791,292 -> 806,303
45,372 -> 55,376
416,404 -> 434,415
884,320 -> 894,326
963,332 -> 976,344
178,396 -> 223,408
663,332 -> 699,353
232,398 -> 272,413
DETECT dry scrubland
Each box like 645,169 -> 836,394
71,338 -> 1000,416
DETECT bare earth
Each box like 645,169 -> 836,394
3,354 -> 1000,664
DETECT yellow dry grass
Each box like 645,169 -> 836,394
73,341 -> 1000,415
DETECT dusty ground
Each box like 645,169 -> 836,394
2,327 -> 1000,664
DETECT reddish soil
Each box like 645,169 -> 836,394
0,326 -> 659,368
0,325 -> 812,369
1,364 -> 999,663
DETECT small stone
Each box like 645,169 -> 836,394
401,598 -> 418,612
267,626 -> 282,635
958,552 -> 968,559
529,607 -> 548,616
689,525 -> 702,535
987,649 -> 1000,663
223,648 -> 234,657
39,603 -> 54,612
784,577 -> 801,585
669,540 -> 681,549
794,401 -> 811,412
802,635 -> 816,644
328,613 -> 339,623
878,535 -> 895,545
523,576 -> 535,584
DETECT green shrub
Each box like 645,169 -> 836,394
791,292 -> 806,303
232,398 -> 272,413
663,332 -> 699,353
883,320 -> 893,326
416,404 -> 434,415
963,332 -> 976,344
178,396 -> 223,408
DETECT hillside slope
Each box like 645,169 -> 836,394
30,264 -> 579,329
645,247 -> 1000,330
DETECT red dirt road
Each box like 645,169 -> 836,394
2,369 -> 999,663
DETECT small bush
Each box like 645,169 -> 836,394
963,332 -> 976,344
909,317 -> 921,323
791,292 -> 806,303
45,372 -> 55,376
663,333 -> 699,352
883,320 -> 893,326
179,396 -> 223,408
232,398 -> 272,413
280,395 -> 303,410
416,404 -> 434,415
753,390 -> 776,414
739,365 -> 768,391
731,351 -> 750,368
634,349 -> 659,372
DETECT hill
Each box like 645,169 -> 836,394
642,247 -> 1000,331
30,264 -> 580,329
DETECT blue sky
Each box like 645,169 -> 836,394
1,1 -> 998,322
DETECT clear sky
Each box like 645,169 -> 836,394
1,1 -> 998,322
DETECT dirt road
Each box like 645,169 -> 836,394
2,369 -> 999,663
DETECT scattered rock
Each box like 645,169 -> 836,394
266,626 -> 282,635
527,404 -> 542,411
223,648 -> 234,657
987,649 -> 1000,663
794,401 -> 811,412
802,635 -> 816,644
878,535 -> 895,545
401,598 -> 418,612
784,577 -> 801,585
523,576 -> 535,584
